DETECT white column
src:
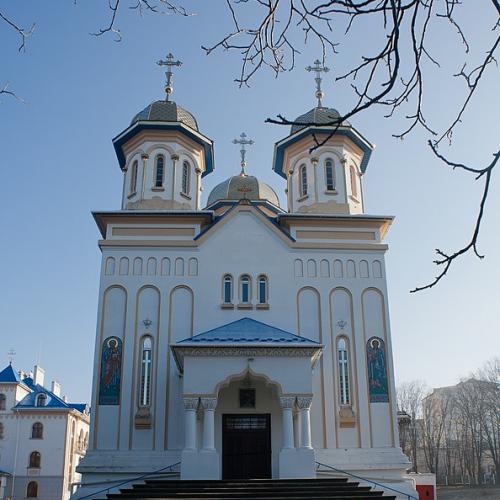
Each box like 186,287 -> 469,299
293,410 -> 300,448
183,398 -> 198,450
201,397 -> 217,451
280,396 -> 296,450
297,396 -> 313,449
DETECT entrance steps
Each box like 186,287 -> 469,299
103,478 -> 397,499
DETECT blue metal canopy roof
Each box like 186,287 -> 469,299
177,317 -> 319,345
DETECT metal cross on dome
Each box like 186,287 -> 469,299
157,52 -> 183,102
232,132 -> 254,177
305,59 -> 330,107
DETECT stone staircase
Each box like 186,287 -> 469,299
103,478 -> 398,499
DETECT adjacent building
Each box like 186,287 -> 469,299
0,363 -> 90,500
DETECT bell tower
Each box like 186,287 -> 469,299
272,60 -> 373,215
112,53 -> 215,211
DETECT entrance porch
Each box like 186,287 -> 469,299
170,318 -> 323,480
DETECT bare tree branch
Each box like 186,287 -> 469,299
410,145 -> 500,292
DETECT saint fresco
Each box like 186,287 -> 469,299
366,337 -> 389,403
99,336 -> 123,405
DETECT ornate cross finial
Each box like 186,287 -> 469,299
157,52 -> 183,102
232,132 -> 254,177
305,59 -> 330,107
7,349 -> 16,364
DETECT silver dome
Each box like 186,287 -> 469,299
131,100 -> 198,131
290,106 -> 350,134
207,175 -> 280,207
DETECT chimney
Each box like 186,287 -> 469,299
51,381 -> 61,397
63,395 -> 68,403
33,365 -> 45,387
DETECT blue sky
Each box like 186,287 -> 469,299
1,1 -> 498,402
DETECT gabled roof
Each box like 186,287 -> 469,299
0,363 -> 20,383
177,317 -> 319,345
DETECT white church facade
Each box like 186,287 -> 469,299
76,55 -> 415,498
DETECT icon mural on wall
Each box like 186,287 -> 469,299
366,337 -> 389,403
99,336 -> 123,405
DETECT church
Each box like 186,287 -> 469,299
76,54 -> 416,499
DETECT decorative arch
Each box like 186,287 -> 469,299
372,260 -> 383,278
299,164 -> 308,197
320,259 -> 330,278
214,367 -> 284,398
307,259 -> 317,277
161,257 -> 171,276
359,260 -> 369,278
257,274 -> 269,304
105,257 -> 116,276
174,257 -> 185,276
129,158 -> 139,194
188,257 -> 198,276
239,274 -> 252,303
0,393 -> 5,410
181,161 -> 191,195
222,274 -> 234,304
119,257 -> 129,275
146,257 -> 157,276
346,259 -> 356,278
145,143 -> 176,157
333,259 -> 344,278
324,158 -> 335,191
133,257 -> 143,276
294,259 -> 304,277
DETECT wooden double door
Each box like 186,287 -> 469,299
222,414 -> 272,479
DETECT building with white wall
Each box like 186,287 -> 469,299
75,55 -> 415,498
0,364 -> 89,500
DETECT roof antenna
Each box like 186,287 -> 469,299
157,52 -> 183,102
305,59 -> 330,107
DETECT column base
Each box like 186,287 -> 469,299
181,449 -> 220,480
278,448 -> 315,478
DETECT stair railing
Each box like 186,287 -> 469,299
315,461 -> 418,500
76,461 -> 181,499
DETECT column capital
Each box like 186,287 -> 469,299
200,397 -> 217,411
183,397 -> 199,411
297,396 -> 313,410
279,396 -> 296,409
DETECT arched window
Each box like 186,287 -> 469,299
258,276 -> 268,304
154,155 -> 164,188
182,161 -> 190,195
0,422 -> 4,439
27,481 -> 38,497
223,275 -> 233,304
29,451 -> 41,468
325,159 -> 335,191
337,338 -> 350,406
350,165 -> 358,198
130,159 -> 138,194
299,164 -> 308,197
240,275 -> 251,304
36,394 -> 47,407
0,393 -> 5,410
139,337 -> 153,407
32,422 -> 43,439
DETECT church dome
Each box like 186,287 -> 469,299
290,106 -> 350,134
207,175 -> 280,207
131,100 -> 198,131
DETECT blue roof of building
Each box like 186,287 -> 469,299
177,318 -> 319,345
0,363 -> 21,383
0,364 -> 88,415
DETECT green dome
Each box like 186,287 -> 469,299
291,106 -> 350,134
207,175 -> 280,207
131,100 -> 198,131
